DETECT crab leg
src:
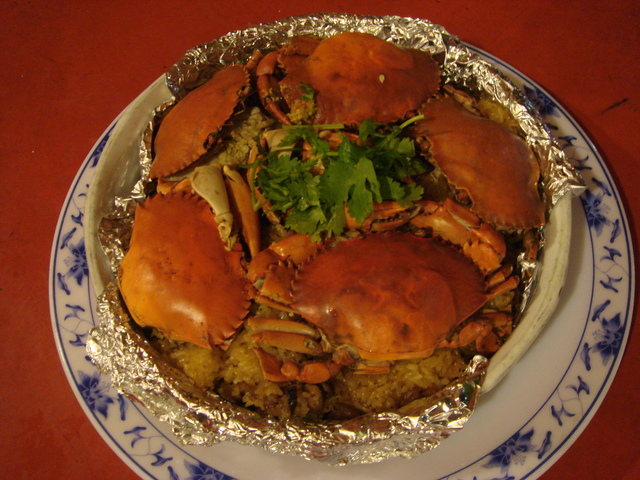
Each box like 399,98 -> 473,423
486,264 -> 513,289
458,321 -> 493,347
487,275 -> 519,298
345,200 -> 418,232
243,50 -> 262,75
247,317 -> 318,337
223,165 -> 261,258
249,318 -> 322,355
248,316 -> 353,383
352,362 -> 391,375
252,331 -> 322,355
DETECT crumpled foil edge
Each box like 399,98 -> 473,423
88,283 -> 486,465
87,13 -> 584,465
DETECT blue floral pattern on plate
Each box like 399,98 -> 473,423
50,47 -> 633,480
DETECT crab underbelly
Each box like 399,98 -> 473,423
291,233 -> 488,361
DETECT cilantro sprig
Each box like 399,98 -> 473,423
249,116 -> 426,240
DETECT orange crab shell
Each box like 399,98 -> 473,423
414,95 -> 546,230
279,32 -> 441,125
290,232 -> 490,361
118,191 -> 252,349
150,64 -> 250,179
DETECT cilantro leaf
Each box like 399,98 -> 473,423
251,116 -> 427,238
345,157 -> 381,223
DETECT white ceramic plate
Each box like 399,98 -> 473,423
50,44 -> 633,480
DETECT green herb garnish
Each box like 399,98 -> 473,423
249,115 -> 426,240
299,82 -> 315,101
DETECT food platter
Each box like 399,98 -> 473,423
50,22 -> 633,480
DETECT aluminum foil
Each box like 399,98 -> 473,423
89,283 -> 487,464
87,13 -> 584,465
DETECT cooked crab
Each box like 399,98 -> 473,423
246,230 -> 517,383
118,191 -> 253,349
150,64 -> 251,180
255,32 -> 441,125
412,93 -> 546,230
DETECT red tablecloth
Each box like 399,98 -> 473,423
2,1 -> 638,478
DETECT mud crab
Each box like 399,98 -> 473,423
150,64 -> 251,181
412,93 -> 546,230
245,229 -> 518,383
118,191 -> 254,349
255,32 -> 441,125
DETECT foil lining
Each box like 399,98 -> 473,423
89,283 -> 486,464
87,13 -> 584,465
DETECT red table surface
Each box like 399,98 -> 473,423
1,1 -> 638,479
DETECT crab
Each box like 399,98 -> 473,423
118,32 -> 548,393
246,227 -> 518,383
255,32 -> 441,125
120,59 -> 264,352
118,190 -> 253,349
412,92 -> 546,231
150,64 -> 251,181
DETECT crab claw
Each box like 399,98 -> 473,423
222,166 -> 261,258
166,163 -> 261,258
411,198 -> 506,274
297,362 -> 340,384
256,51 -> 292,125
252,348 -> 340,384
191,163 -> 235,246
